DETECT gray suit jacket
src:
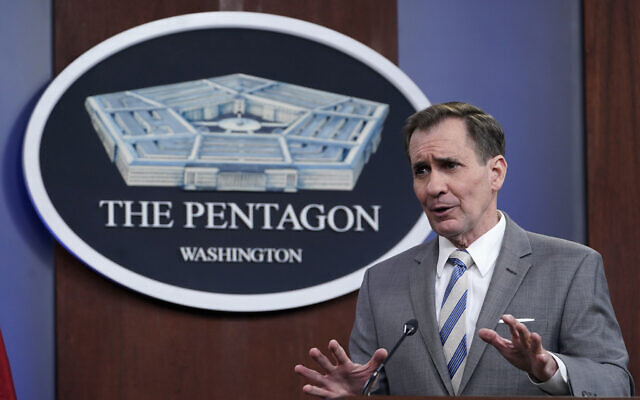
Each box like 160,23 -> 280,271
349,215 -> 633,396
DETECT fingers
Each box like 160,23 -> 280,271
480,316 -> 557,381
294,363 -> 325,383
529,333 -> 557,377
297,341 -> 368,399
309,347 -> 336,373
478,327 -> 496,343
328,339 -> 351,365
529,332 -> 543,354
515,320 -> 531,348
502,314 -> 531,348
302,384 -> 335,398
531,342 -> 558,381
534,349 -> 557,373
366,348 -> 388,369
478,328 -> 512,352
307,340 -> 352,374
295,364 -> 344,398
502,314 -> 521,343
478,328 -> 510,346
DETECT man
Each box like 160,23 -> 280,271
294,102 -> 633,397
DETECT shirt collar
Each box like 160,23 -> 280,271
436,211 -> 507,277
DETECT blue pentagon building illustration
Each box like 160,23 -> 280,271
85,73 -> 389,192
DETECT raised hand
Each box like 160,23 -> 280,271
478,314 -> 558,382
294,339 -> 387,398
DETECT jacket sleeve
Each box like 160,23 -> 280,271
348,268 -> 390,395
556,251 -> 634,396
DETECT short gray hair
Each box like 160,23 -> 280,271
403,102 -> 505,162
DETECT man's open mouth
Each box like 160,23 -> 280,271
430,205 -> 455,216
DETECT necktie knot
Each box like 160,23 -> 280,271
448,249 -> 473,271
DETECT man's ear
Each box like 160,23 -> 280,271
489,155 -> 507,191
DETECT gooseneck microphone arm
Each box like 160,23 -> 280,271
361,319 -> 419,396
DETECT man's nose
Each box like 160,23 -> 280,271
425,170 -> 447,196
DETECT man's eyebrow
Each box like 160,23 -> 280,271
412,160 -> 428,170
432,156 -> 459,164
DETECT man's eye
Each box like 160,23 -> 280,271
414,166 -> 429,176
445,161 -> 458,169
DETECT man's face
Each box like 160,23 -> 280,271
408,117 -> 506,248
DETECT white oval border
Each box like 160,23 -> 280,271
23,12 -> 432,311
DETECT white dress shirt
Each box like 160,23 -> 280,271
434,211 -> 506,349
433,211 -> 569,394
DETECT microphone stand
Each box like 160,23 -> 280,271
361,319 -> 418,396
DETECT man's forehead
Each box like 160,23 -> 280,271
414,117 -> 468,139
410,145 -> 462,162
410,123 -> 471,153
409,117 -> 485,163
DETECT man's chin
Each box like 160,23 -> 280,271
429,220 -> 462,238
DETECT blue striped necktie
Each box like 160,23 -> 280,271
439,249 -> 473,394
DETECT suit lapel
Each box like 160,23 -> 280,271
409,240 -> 455,395
458,215 -> 533,393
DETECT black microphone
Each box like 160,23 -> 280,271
361,319 -> 419,395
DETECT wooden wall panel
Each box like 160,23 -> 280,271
53,1 -> 397,399
53,0 -> 397,74
584,0 -> 640,382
